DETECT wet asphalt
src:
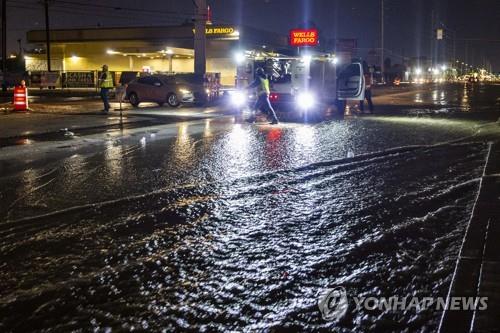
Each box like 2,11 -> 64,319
0,83 -> 500,332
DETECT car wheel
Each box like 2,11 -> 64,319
129,92 -> 140,107
167,93 -> 180,107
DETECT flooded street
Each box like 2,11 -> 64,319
1,83 -> 499,331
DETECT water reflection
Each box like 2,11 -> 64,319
415,93 -> 423,103
264,127 -> 285,169
462,84 -> 469,106
204,119 -> 212,138
219,124 -> 252,178
172,123 -> 194,167
103,141 -> 125,181
292,125 -> 317,165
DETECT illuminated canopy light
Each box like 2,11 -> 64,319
165,49 -> 174,55
415,68 -> 422,75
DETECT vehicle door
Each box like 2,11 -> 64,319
135,76 -> 156,101
148,76 -> 166,102
162,76 -> 177,95
337,62 -> 365,100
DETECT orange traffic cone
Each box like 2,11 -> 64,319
13,80 -> 29,112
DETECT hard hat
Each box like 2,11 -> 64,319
255,67 -> 265,75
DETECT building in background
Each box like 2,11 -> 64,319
25,24 -> 289,87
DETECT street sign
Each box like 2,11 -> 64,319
289,29 -> 319,47
62,71 -> 95,88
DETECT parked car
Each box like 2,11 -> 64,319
126,74 -> 196,107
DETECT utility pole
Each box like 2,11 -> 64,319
380,0 -> 385,83
193,0 -> 206,76
44,0 -> 51,72
2,0 -> 6,85
430,10 -> 435,67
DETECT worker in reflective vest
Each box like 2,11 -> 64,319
98,64 -> 114,113
247,67 -> 279,125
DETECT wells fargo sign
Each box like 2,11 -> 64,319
289,29 -> 319,47
192,26 -> 237,36
206,26 -> 235,35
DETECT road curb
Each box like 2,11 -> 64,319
439,142 -> 500,332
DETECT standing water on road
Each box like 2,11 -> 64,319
0,110 -> 491,331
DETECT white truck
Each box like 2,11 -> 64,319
231,53 -> 365,113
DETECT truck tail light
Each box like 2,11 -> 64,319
269,93 -> 280,102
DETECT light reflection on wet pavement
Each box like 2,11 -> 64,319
0,83 -> 499,331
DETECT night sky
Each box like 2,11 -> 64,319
3,0 -> 500,70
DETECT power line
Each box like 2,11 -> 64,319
7,0 -> 203,21
7,5 -> 169,24
51,0 -> 202,19
7,3 -> 184,25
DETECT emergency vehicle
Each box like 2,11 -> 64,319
229,51 -> 366,113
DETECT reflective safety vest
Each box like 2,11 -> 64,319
256,77 -> 270,96
100,71 -> 114,88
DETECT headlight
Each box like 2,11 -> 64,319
296,92 -> 315,110
230,90 -> 247,107
179,89 -> 191,95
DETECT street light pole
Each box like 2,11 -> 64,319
193,0 -> 206,76
44,0 -> 51,72
380,0 -> 385,83
2,0 -> 6,83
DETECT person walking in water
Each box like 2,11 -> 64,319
359,61 -> 374,113
98,64 -> 114,113
247,67 -> 279,125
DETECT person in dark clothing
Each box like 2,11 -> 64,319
247,67 -> 279,125
359,61 -> 374,113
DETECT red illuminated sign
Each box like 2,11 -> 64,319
289,29 -> 319,47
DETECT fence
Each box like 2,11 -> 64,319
24,71 -> 221,96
